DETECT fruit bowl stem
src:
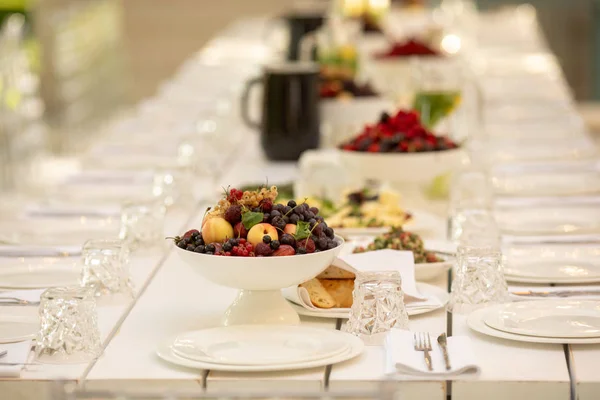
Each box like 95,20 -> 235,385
222,289 -> 301,326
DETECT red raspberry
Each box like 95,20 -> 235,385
225,252 -> 231,256
239,239 -> 246,245
367,143 -> 380,152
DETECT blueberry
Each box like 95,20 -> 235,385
263,235 -> 272,244
325,227 -> 334,238
297,247 -> 307,254
270,210 -> 281,218
223,242 -> 232,252
205,251 -> 214,255
263,213 -> 270,223
287,200 -> 297,208
309,207 -> 319,215
298,214 -> 305,221
306,211 -> 315,220
283,215 -> 290,223
270,240 -> 280,250
205,244 -> 216,253
317,237 -> 328,250
177,241 -> 186,249
308,218 -> 317,226
194,245 -> 205,253
290,214 -> 299,224
327,241 -> 337,250
186,244 -> 195,251
283,206 -> 292,214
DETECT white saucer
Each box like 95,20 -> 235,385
0,316 -> 38,343
170,325 -> 350,365
467,304 -> 600,344
334,210 -> 444,238
504,261 -> 600,284
289,282 -> 449,319
156,329 -> 364,372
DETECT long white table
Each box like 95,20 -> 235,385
2,8 -> 599,400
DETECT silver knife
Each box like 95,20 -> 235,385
512,290 -> 600,298
437,333 -> 451,371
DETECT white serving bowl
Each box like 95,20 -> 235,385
320,97 -> 394,147
338,147 -> 466,185
176,236 -> 344,326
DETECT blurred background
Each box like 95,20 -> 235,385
0,0 -> 599,167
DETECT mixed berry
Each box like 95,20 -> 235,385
172,186 -> 339,257
353,227 -> 441,264
339,110 -> 458,153
376,38 -> 440,58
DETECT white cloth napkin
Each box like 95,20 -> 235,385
284,250 -> 443,314
0,245 -> 81,257
385,330 -> 480,377
0,341 -> 32,377
0,289 -> 45,302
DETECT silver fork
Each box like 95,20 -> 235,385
414,332 -> 433,371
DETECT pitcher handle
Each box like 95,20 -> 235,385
241,77 -> 262,130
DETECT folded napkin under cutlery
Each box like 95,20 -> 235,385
0,341 -> 33,377
283,250 -> 444,314
385,330 -> 480,377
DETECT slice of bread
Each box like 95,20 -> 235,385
300,279 -> 336,309
319,279 -> 354,308
316,265 -> 356,280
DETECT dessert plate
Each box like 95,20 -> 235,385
289,282 -> 449,319
157,329 -> 364,372
0,265 -> 80,289
467,305 -> 600,344
483,300 -> 600,338
503,243 -> 600,284
495,206 -> 600,235
170,325 -> 349,365
0,316 -> 38,343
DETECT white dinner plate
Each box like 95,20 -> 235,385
0,316 -> 38,343
289,282 -> 449,319
170,325 -> 350,365
467,304 -> 600,344
495,206 -> 600,235
0,265 -> 80,289
483,300 -> 600,338
493,170 -> 600,197
157,329 -> 364,372
503,243 -> 600,284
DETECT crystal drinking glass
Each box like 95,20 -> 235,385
345,271 -> 409,345
447,245 -> 509,314
80,239 -> 133,297
35,287 -> 101,363
152,163 -> 195,208
119,199 -> 166,251
448,168 -> 499,246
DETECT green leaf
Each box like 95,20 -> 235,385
242,212 -> 264,230
294,220 -> 312,240
412,91 -> 461,129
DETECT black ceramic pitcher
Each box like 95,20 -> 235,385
241,62 -> 320,161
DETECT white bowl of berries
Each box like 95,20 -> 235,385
172,186 -> 344,326
338,109 -> 466,185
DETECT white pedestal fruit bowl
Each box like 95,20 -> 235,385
175,236 -> 344,326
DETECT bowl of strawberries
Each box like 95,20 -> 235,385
338,109 -> 465,185
172,185 -> 343,326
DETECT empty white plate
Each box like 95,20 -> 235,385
157,329 -> 364,372
0,316 -> 38,343
484,300 -> 600,338
0,265 -> 80,289
170,325 -> 350,365
496,206 -> 600,235
503,243 -> 600,284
